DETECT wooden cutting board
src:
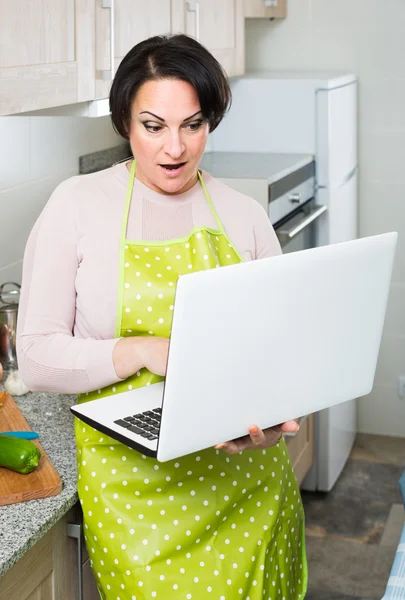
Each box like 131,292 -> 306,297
0,391 -> 62,506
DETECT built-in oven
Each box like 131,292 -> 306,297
269,161 -> 327,254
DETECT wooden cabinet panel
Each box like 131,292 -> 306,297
0,0 -> 75,68
83,558 -> 100,600
26,574 -> 53,600
95,0 -> 173,100
244,0 -> 287,19
0,531 -> 53,600
0,0 -> 95,115
285,413 -> 315,485
177,0 -> 245,78
0,508 -> 78,600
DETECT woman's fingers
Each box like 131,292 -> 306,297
215,420 -> 300,454
279,420 -> 300,433
249,425 -> 266,445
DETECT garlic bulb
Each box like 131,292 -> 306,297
5,370 -> 30,396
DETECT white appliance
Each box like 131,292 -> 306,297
209,71 -> 358,491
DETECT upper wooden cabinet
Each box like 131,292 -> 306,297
177,0 -> 245,78
0,0 -> 246,115
0,0 -> 95,115
95,0 -> 175,100
244,0 -> 287,19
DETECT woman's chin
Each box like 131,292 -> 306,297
157,170 -> 197,195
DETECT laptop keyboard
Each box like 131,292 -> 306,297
114,408 -> 161,441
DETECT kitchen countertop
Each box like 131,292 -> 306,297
199,151 -> 314,184
0,383 -> 78,577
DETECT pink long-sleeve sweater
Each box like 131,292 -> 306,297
16,162 -> 282,394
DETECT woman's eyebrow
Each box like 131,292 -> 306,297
139,110 -> 203,122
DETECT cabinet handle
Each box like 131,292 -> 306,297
67,523 -> 83,600
187,2 -> 200,42
283,415 -> 309,438
264,0 -> 278,6
100,0 -> 115,80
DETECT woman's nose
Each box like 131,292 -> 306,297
164,131 -> 185,159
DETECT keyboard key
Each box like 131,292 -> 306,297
140,432 -> 155,439
144,411 -> 156,417
151,429 -> 160,435
114,419 -> 132,428
124,416 -> 136,422
127,425 -> 144,435
153,408 -> 162,414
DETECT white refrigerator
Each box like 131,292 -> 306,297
210,71 -> 358,491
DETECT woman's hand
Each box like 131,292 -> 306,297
135,336 -> 170,377
214,420 -> 299,454
113,336 -> 170,379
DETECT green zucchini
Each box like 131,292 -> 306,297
0,435 -> 41,474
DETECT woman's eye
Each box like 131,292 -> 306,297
186,121 -> 203,131
144,124 -> 163,133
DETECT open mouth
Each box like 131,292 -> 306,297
159,162 -> 186,175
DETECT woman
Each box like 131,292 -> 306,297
17,34 -> 307,599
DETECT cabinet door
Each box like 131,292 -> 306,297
180,0 -> 245,77
83,559 -> 100,600
0,508 -> 77,600
0,0 -> 95,115
95,0 -> 173,99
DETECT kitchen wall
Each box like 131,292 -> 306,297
0,116 -> 122,285
246,0 -> 405,437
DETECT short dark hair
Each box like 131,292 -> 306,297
109,34 -> 231,138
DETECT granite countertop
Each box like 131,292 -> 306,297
0,384 -> 78,577
199,151 -> 314,184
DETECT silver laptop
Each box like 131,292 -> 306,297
70,232 -> 397,462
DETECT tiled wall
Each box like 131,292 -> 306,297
0,116 -> 122,284
246,0 -> 405,437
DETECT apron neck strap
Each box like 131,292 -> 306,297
120,159 -> 137,244
197,170 -> 225,233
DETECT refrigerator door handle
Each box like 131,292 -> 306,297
317,165 -> 358,191
340,166 -> 357,186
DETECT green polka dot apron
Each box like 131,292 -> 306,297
74,161 -> 308,600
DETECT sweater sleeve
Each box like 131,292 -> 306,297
16,178 -> 123,394
252,201 -> 283,259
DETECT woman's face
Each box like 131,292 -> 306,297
128,78 -> 209,195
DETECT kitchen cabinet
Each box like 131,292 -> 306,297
0,507 -> 80,600
0,504 -> 99,600
178,0 -> 245,77
94,0 -> 176,100
244,0 -> 287,19
1,0 -> 245,116
285,413 -> 315,485
0,0 -> 95,115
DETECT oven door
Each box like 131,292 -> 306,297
274,199 -> 327,254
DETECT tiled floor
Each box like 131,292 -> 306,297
302,433 -> 405,600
